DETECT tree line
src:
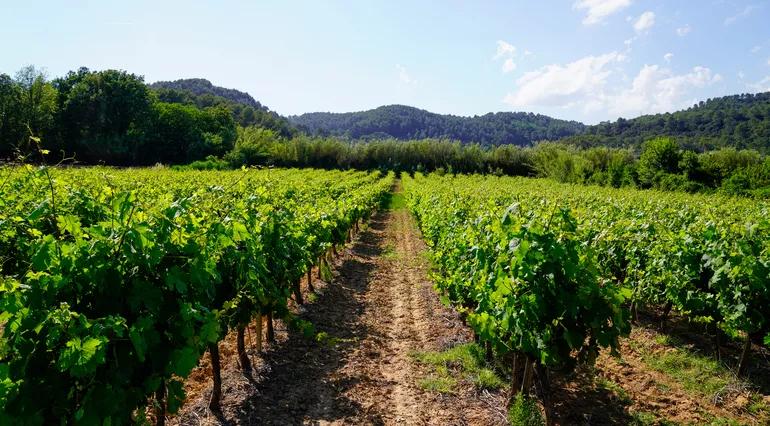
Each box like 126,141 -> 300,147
569,92 -> 770,152
288,105 -> 586,146
2,65 -> 768,198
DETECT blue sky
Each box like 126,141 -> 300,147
1,0 -> 769,124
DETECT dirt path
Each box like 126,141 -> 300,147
172,184 -> 503,425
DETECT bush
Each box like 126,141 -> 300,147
171,155 -> 230,171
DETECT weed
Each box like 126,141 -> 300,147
388,193 -> 407,210
417,376 -> 457,394
747,393 -> 769,416
411,343 -> 506,394
629,410 -> 656,425
473,368 -> 505,390
642,347 -> 740,395
595,375 -> 632,404
508,394 -> 544,426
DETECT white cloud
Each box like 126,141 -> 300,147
493,40 -> 517,73
752,46 -> 762,53
573,0 -> 632,25
396,64 -> 417,84
617,53 -> 629,63
624,36 -> 637,52
676,25 -> 692,36
606,65 -> 722,115
502,52 -> 722,118
493,40 -> 516,60
738,71 -> 745,79
725,5 -> 760,25
746,76 -> 770,92
502,52 -> 622,110
502,58 -> 517,73
664,53 -> 674,63
626,15 -> 632,22
523,50 -> 532,56
634,11 -> 656,35
713,73 -> 724,83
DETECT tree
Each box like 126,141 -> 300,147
54,69 -> 154,164
638,138 -> 682,186
14,66 -> 57,143
0,73 -> 23,157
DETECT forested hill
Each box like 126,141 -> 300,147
149,78 -> 268,111
288,105 -> 586,146
563,92 -> 770,151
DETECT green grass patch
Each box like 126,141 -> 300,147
410,343 -> 505,394
381,242 -> 400,259
417,376 -> 457,394
747,393 -> 770,416
629,410 -> 657,426
642,348 -> 738,395
508,394 -> 544,426
632,329 -> 745,398
388,193 -> 407,210
595,375 -> 632,404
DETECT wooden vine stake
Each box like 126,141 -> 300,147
485,340 -> 493,363
318,256 -> 323,280
237,326 -> 250,371
293,278 -> 303,305
266,310 -> 275,342
307,266 -> 314,293
660,301 -> 673,331
521,355 -> 534,396
255,312 -> 263,352
155,380 -> 166,426
535,363 -> 556,426
209,343 -> 222,411
737,334 -> 752,376
507,352 -> 522,408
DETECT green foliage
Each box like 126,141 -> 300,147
170,155 -> 230,171
638,138 -> 682,186
0,165 -> 394,425
404,174 -> 632,373
150,78 -> 266,111
411,344 -> 505,392
152,84 -> 297,138
53,68 -> 155,164
637,339 -> 744,396
508,394 -> 545,426
417,376 -> 458,394
577,92 -> 770,151
404,172 -> 770,415
289,104 -> 585,146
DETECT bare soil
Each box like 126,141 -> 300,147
171,192 -> 503,425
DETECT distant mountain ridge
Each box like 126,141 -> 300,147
150,78 -> 269,112
148,77 -> 770,151
288,105 -> 586,146
567,91 -> 770,151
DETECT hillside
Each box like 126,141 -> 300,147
150,78 -> 268,112
150,85 -> 298,139
566,92 -> 770,151
288,105 -> 586,146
